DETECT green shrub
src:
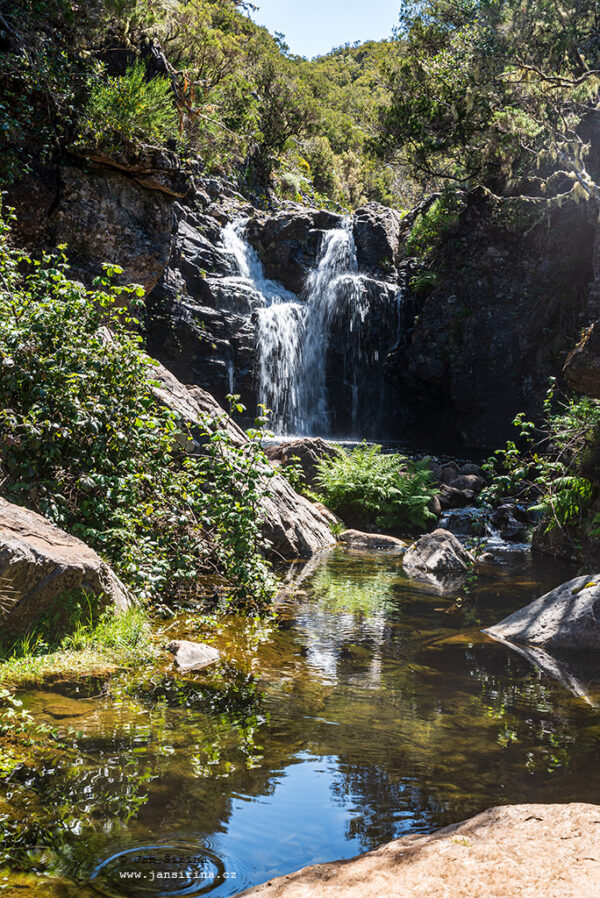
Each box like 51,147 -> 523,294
80,62 -> 178,148
0,211 -> 275,608
482,380 -> 600,533
315,443 -> 437,532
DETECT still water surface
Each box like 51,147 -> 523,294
8,549 -> 600,896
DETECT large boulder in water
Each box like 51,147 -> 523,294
150,362 -> 335,559
403,529 -> 474,574
484,574 -> 600,651
236,803 -> 600,898
0,498 -> 131,633
265,437 -> 342,488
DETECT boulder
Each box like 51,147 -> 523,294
563,321 -> 600,398
0,498 -> 131,633
459,462 -> 484,477
149,362 -> 335,559
440,463 -> 459,484
236,804 -> 600,898
312,502 -> 341,529
338,530 -> 407,552
265,438 -> 342,488
168,640 -> 220,672
403,529 -> 474,574
352,203 -> 403,275
438,484 -> 474,509
447,473 -> 486,493
490,504 -> 530,542
484,574 -> 600,651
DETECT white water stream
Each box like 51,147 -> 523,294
222,218 -> 399,436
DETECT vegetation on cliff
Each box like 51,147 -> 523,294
0,211 -> 276,609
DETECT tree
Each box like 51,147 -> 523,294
378,0 -> 600,206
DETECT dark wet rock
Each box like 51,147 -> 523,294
338,530 -> 407,552
563,321 -> 600,398
459,462 -> 484,477
247,208 -> 340,294
403,528 -> 474,574
491,504 -> 531,542
265,438 -> 343,488
0,497 -> 131,633
149,362 -> 335,559
531,521 -> 578,560
447,473 -> 486,493
427,495 -> 442,518
71,143 -> 192,198
168,640 -> 220,671
440,463 -> 459,484
238,804 -> 600,898
352,202 -> 403,275
438,485 -> 475,509
485,574 -> 600,651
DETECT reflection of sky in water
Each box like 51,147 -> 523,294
210,754 -> 363,892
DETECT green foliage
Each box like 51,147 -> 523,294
315,443 -> 437,532
378,0 -> 600,201
0,211 -> 276,608
80,63 -> 178,148
483,380 -> 600,534
406,189 -> 464,259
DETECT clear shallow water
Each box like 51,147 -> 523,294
5,550 -> 600,897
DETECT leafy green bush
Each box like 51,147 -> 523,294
80,62 -> 178,148
315,443 -> 437,532
406,189 -> 464,261
482,380 -> 600,534
0,211 -> 275,608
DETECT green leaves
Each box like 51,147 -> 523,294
0,213 -> 276,609
79,62 -> 178,149
315,442 -> 437,532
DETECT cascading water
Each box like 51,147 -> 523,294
221,218 -> 400,437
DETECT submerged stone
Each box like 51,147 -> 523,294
168,639 -> 220,671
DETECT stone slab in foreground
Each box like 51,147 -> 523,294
234,803 -> 600,898
485,574 -> 600,650
0,497 -> 131,632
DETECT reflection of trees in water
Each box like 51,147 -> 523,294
321,640 -> 600,850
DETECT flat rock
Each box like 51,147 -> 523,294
0,498 -> 131,633
403,529 -> 474,573
168,640 -> 220,671
235,803 -> 600,898
484,574 -> 600,651
339,530 -> 407,552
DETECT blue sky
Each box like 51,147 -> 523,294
249,0 -> 400,59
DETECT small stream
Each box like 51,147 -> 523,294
5,550 -> 600,897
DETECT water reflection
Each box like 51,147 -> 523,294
2,549 -> 600,896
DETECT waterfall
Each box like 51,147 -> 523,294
221,218 -> 399,437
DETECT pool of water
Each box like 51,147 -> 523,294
4,549 -> 600,897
